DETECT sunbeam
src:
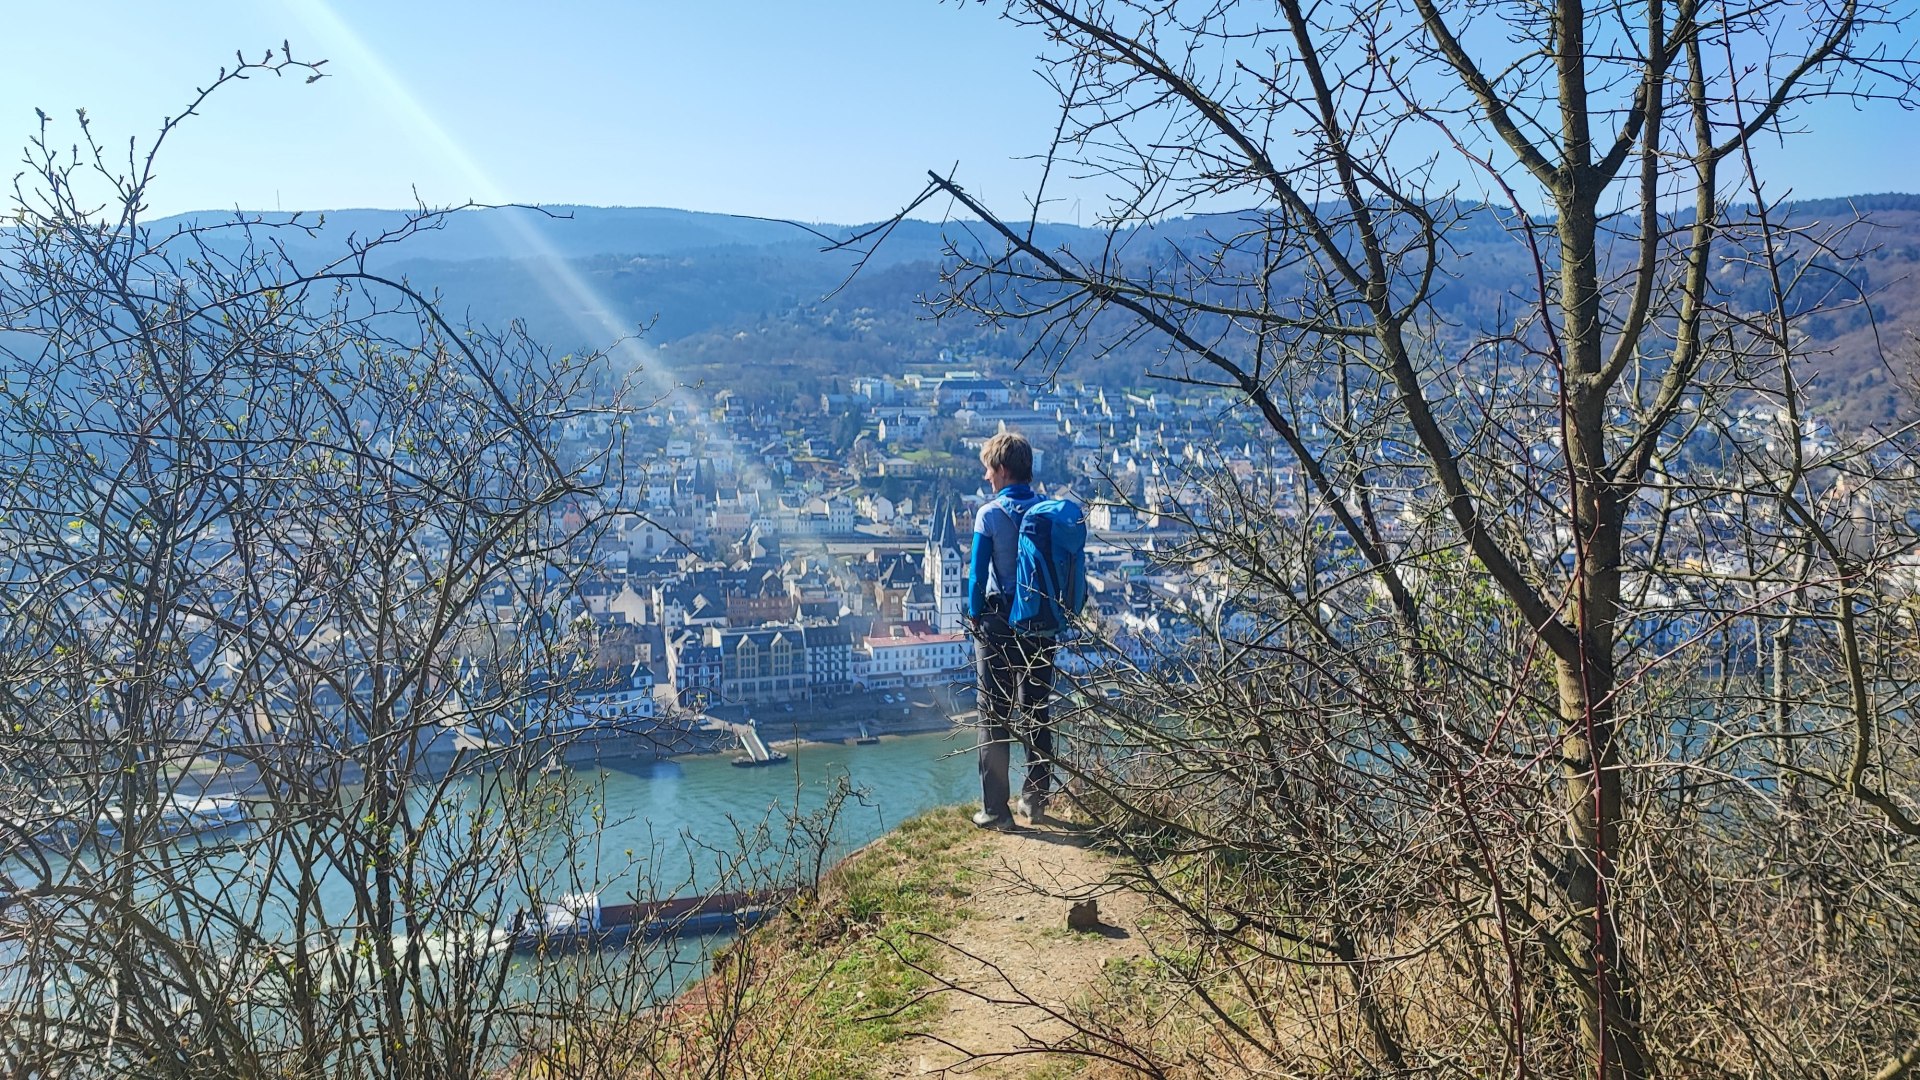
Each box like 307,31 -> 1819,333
289,0 -> 772,500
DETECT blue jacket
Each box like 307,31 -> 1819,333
967,484 -> 1041,619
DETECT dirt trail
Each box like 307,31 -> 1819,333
879,815 -> 1153,1078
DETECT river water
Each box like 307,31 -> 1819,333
0,727 -> 992,1048
9,727 -> 985,916
0,728 -> 987,999
573,726 -> 982,896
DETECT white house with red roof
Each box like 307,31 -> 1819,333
854,622 -> 969,689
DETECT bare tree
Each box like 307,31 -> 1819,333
0,53 -> 821,1080
877,1 -> 1920,1076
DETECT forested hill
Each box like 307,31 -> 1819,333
151,195 -> 1920,430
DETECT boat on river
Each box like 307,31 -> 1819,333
511,889 -> 791,952
5,793 -> 248,851
100,794 -> 250,840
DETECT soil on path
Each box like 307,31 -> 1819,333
878,813 -> 1153,1078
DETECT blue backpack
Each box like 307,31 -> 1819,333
1007,498 -> 1088,637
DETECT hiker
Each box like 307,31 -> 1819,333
967,430 -> 1078,827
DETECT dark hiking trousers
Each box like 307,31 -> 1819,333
973,610 -> 1059,816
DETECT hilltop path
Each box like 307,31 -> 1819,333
878,815 -> 1154,1078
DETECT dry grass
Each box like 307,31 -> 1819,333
513,807 -> 982,1080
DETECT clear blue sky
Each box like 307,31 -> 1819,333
3,0 -> 1914,223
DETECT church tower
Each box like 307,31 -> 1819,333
925,495 -> 968,634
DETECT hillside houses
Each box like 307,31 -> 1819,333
516,364 -> 1406,719
113,355 -> 1882,769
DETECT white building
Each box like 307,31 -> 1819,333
855,624 -> 970,688
561,664 -> 657,727
924,495 -> 969,634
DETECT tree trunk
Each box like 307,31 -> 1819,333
1555,479 -> 1647,1077
1557,654 -> 1648,1079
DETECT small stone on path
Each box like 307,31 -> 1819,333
1067,898 -> 1100,931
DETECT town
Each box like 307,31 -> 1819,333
81,360 -> 1271,772
502,360 -> 1287,749
432,344 -> 1859,759
113,344 -> 1858,777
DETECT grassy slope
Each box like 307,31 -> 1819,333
514,807 -> 983,1079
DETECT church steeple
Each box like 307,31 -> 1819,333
925,492 -> 958,552
924,494 -> 968,633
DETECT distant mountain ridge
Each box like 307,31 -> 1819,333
144,204 -> 1099,269
143,198 -> 1920,430
149,205 -> 828,264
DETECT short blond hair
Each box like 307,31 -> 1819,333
980,430 -> 1034,483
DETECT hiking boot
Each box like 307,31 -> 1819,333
1015,795 -> 1046,821
972,809 -> 1013,829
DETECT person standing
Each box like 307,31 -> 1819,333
966,431 -> 1058,827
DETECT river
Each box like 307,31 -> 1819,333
0,728 -> 989,1000
570,726 -> 982,895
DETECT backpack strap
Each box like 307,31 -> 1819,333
980,490 -> 1035,612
